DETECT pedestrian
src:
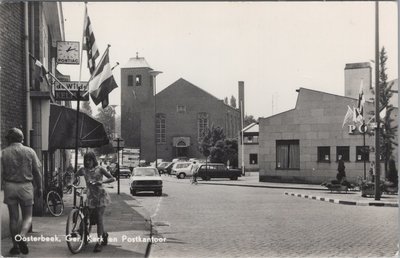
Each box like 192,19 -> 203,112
385,159 -> 398,187
191,161 -> 199,184
75,151 -> 115,252
1,128 -> 42,255
368,161 -> 375,182
336,157 -> 346,183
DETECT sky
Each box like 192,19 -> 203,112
57,2 -> 398,119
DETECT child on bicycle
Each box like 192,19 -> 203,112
75,151 -> 115,252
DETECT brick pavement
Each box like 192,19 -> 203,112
1,185 -> 150,257
148,179 -> 398,257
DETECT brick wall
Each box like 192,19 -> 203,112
0,3 -> 26,149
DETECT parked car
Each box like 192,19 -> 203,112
129,167 -> 163,196
197,163 -> 242,181
171,162 -> 193,179
157,162 -> 173,174
118,166 -> 132,178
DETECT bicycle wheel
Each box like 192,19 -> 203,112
66,209 -> 86,254
46,190 -> 64,216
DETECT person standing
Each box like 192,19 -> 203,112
1,128 -> 42,255
75,151 -> 115,252
191,161 -> 199,184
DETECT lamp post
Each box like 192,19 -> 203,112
149,70 -> 162,168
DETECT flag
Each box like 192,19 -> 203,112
342,105 -> 354,128
88,48 -> 118,108
29,54 -> 55,102
83,6 -> 99,74
355,80 -> 365,122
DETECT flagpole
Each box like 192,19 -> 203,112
374,0 -> 381,201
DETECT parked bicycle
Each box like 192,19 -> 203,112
45,176 -> 64,217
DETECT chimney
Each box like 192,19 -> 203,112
344,62 -> 372,99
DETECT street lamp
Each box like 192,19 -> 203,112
149,70 -> 162,168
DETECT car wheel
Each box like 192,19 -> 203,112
155,191 -> 162,196
201,177 -> 206,181
205,176 -> 211,181
230,176 -> 238,180
178,173 -> 186,179
131,189 -> 136,196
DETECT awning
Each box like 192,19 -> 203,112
49,104 -> 109,150
173,137 -> 190,148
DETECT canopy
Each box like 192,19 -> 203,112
49,104 -> 109,150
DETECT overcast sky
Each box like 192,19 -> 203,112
58,2 -> 398,119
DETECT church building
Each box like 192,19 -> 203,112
120,55 -> 242,162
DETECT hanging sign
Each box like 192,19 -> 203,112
54,81 -> 89,101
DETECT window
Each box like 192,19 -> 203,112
276,140 -> 300,169
156,114 -> 166,144
177,105 -> 186,113
128,75 -> 133,86
249,154 -> 258,165
198,112 -> 209,141
336,146 -> 350,161
317,147 -> 330,162
244,135 -> 259,144
135,75 -> 142,86
356,146 -> 370,161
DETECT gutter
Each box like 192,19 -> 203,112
24,2 -> 31,146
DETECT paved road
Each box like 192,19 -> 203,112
121,176 -> 398,257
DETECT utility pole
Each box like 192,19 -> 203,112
374,0 -> 381,201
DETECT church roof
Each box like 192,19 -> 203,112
122,56 -> 151,69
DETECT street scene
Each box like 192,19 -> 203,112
1,1 -> 399,258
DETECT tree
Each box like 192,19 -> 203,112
80,101 -> 92,116
199,125 -> 225,161
224,138 -> 238,167
95,106 -> 116,154
230,95 -> 237,108
378,47 -> 398,175
224,97 -> 228,105
244,115 -> 257,128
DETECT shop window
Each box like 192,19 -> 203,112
276,140 -> 300,169
317,146 -> 330,162
128,75 -> 133,86
249,154 -> 258,165
356,146 -> 370,161
336,146 -> 350,161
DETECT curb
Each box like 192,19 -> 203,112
284,192 -> 398,207
200,182 -> 326,191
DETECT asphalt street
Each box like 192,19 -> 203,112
120,176 -> 398,258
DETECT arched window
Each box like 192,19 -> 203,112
156,113 -> 166,144
198,112 -> 209,142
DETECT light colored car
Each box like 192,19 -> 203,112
172,162 -> 193,179
129,167 -> 163,196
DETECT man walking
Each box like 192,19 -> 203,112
1,128 -> 42,255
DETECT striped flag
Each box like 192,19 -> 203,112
88,48 -> 118,108
83,6 -> 99,74
355,80 -> 365,123
29,54 -> 56,102
342,105 -> 354,128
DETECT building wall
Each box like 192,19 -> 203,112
155,78 -> 240,161
0,3 -> 26,148
259,88 -> 397,184
238,141 -> 259,172
344,63 -> 373,101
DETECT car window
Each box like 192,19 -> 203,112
133,168 -> 158,176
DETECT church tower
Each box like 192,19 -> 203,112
121,54 -> 156,161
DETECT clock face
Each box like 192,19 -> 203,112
57,41 -> 80,64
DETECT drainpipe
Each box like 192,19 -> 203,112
24,2 -> 31,146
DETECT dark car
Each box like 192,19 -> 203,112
158,162 -> 174,175
118,166 -> 132,178
197,163 -> 242,181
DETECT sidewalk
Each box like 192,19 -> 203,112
1,185 -> 151,257
189,174 -> 399,207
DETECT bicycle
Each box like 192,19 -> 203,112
46,176 -> 64,217
66,185 -> 93,254
66,181 -> 115,253
63,171 -> 81,194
